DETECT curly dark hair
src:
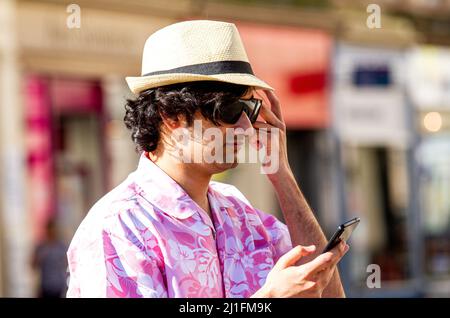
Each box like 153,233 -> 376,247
124,81 -> 250,153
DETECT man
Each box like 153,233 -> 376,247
32,219 -> 67,298
66,20 -> 348,298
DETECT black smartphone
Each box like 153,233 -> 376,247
322,217 -> 360,253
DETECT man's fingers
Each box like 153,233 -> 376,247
263,90 -> 283,121
328,241 -> 349,267
252,121 -> 273,130
298,252 -> 334,278
334,242 -> 349,266
274,245 -> 316,271
258,103 -> 283,129
300,242 -> 349,278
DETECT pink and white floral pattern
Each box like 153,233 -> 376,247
66,152 -> 292,298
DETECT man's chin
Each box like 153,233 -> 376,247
214,161 -> 239,172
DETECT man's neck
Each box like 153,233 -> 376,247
149,152 -> 212,217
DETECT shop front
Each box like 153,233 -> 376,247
0,0 -> 175,296
332,43 -> 420,297
408,46 -> 450,296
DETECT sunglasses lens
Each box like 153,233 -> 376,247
219,101 -> 245,124
248,100 -> 261,123
219,99 -> 261,124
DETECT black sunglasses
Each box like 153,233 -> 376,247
218,98 -> 262,125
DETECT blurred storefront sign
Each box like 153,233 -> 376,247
333,44 -> 410,147
235,22 -> 332,129
334,91 -> 409,146
50,79 -> 102,114
16,1 -> 174,76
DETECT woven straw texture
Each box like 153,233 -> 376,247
126,20 -> 273,94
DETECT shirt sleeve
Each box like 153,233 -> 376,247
102,210 -> 168,298
255,208 -> 293,263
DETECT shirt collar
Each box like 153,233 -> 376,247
133,152 -> 233,220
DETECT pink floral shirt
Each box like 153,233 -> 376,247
66,152 -> 292,298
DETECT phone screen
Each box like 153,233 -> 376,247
322,217 -> 360,253
339,218 -> 360,241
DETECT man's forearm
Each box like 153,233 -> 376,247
270,168 -> 345,298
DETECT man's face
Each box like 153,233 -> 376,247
165,89 -> 256,175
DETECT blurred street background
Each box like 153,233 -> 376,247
0,0 -> 450,297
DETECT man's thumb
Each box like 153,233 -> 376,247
274,245 -> 316,270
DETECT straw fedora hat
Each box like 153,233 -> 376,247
125,20 -> 274,94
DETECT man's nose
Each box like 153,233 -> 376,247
233,112 -> 254,137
